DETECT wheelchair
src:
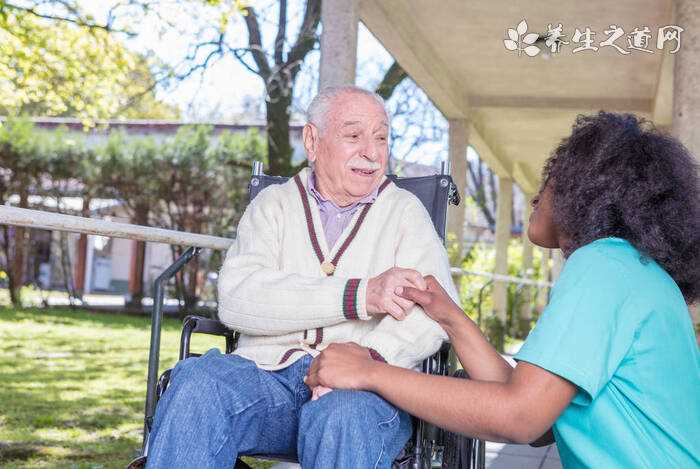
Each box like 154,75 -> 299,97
135,161 -> 486,469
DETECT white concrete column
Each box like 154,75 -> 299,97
493,176 -> 513,323
537,248 -> 552,310
319,0 -> 359,88
520,194 -> 534,320
672,0 -> 700,327
673,0 -> 700,159
447,119 -> 469,263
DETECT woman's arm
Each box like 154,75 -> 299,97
400,277 -> 513,382
305,343 -> 576,444
400,276 -> 556,445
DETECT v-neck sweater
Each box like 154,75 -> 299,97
217,167 -> 459,370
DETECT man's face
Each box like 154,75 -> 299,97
304,92 -> 389,206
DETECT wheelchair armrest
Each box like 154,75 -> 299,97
180,315 -> 237,360
183,315 -> 233,336
422,341 -> 452,376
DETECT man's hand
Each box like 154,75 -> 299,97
399,275 -> 464,329
366,267 -> 427,320
310,385 -> 333,401
305,343 -> 378,391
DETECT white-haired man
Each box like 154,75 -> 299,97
145,86 -> 460,468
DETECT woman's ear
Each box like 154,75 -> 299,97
303,123 -> 319,162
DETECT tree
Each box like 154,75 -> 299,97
0,118 -> 94,306
149,126 -> 264,313
207,0 -> 321,175
3,0 -> 410,174
99,126 -> 265,313
99,132 -> 162,307
161,0 -> 409,175
0,3 -> 179,122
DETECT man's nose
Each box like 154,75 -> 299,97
360,137 -> 377,161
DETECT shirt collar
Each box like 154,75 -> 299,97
307,169 -> 379,209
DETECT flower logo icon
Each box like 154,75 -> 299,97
504,19 -> 541,57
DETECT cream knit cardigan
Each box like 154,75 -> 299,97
217,167 -> 459,370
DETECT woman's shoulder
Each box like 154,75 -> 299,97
567,238 -> 644,274
564,238 -> 684,305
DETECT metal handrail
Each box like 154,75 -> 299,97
451,266 -> 552,288
0,206 -> 232,251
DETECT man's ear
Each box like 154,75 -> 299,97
303,123 -> 319,162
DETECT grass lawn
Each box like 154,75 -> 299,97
0,306 -> 273,468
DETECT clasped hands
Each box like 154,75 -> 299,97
307,270 -> 461,399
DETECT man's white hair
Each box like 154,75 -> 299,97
306,85 -> 390,133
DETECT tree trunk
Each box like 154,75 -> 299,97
73,197 -> 91,300
265,91 -> 294,176
9,190 -> 30,307
127,205 -> 149,309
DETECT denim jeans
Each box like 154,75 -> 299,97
145,349 -> 412,469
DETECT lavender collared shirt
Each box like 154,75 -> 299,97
307,170 -> 379,250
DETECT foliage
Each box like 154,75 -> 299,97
0,306 -> 272,468
456,239 -> 548,351
146,126 -> 264,311
0,118 -> 266,309
0,118 -> 95,306
0,7 -> 178,122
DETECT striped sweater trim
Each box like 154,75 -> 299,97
293,175 -> 325,265
368,348 -> 387,363
293,174 -> 393,277
278,348 -> 305,365
342,278 -> 362,320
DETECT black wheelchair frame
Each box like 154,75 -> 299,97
138,161 -> 486,468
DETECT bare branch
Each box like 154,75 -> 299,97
230,47 -> 260,76
241,6 -> 271,80
274,0 -> 287,66
1,1 -> 136,36
285,0 -> 320,78
170,35 -> 225,82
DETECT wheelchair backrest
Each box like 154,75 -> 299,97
248,169 -> 456,242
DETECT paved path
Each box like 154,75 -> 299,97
485,441 -> 561,469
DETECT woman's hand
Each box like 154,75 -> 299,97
403,275 -> 515,383
399,275 -> 465,331
304,342 -> 378,391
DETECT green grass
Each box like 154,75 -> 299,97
0,307 -> 273,468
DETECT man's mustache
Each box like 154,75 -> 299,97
347,158 -> 381,171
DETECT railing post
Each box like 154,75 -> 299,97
141,246 -> 201,453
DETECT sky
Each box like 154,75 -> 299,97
80,0 -> 450,166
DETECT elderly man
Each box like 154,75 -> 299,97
145,86 -> 460,468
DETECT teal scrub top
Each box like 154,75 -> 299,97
515,238 -> 700,468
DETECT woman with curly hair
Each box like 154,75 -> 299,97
305,112 -> 700,468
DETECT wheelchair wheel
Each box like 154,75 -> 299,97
440,370 -> 486,469
441,431 -> 483,468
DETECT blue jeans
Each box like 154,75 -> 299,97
145,349 -> 412,468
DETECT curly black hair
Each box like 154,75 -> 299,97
541,111 -> 700,303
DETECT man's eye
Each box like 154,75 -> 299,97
376,136 -> 387,141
